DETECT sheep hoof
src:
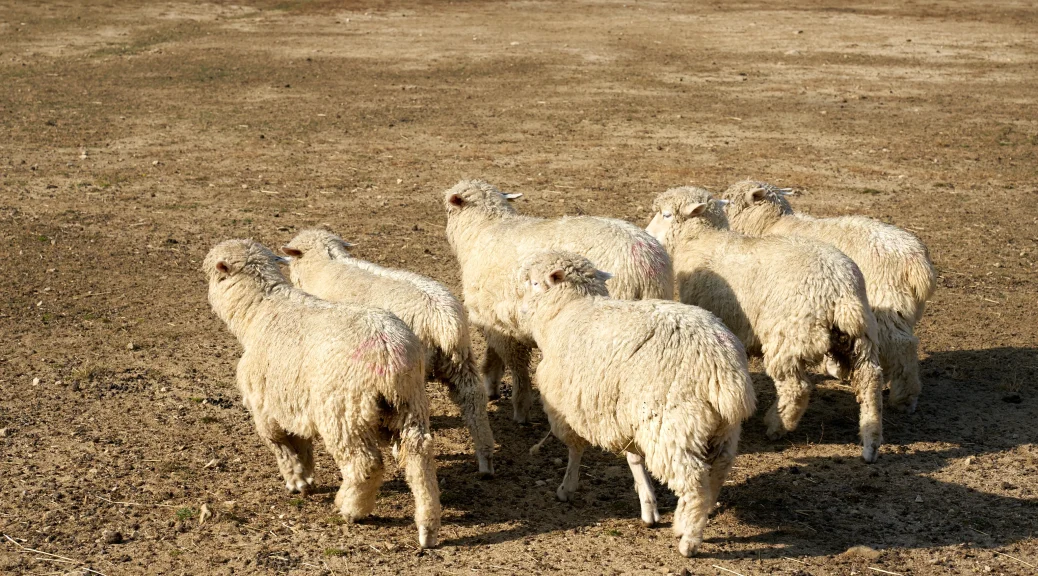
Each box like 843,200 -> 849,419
418,526 -> 438,549
641,511 -> 660,527
890,397 -> 918,414
476,454 -> 495,478
556,486 -> 573,502
678,535 -> 700,557
861,443 -> 879,464
512,411 -> 529,425
765,426 -> 787,441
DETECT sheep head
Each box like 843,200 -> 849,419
647,186 -> 730,245
517,251 -> 611,319
443,179 -> 522,216
203,239 -> 289,289
282,228 -> 354,262
719,180 -> 794,224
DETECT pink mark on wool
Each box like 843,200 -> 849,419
631,240 -> 668,279
352,333 -> 411,376
714,328 -> 744,354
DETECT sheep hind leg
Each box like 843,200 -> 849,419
326,431 -> 384,523
395,424 -> 441,549
763,365 -> 813,440
252,415 -> 313,494
626,451 -> 660,526
437,352 -> 495,477
673,464 -> 712,557
706,429 -> 740,515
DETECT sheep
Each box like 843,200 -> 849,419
720,180 -> 936,413
514,250 -> 755,557
280,228 -> 496,477
443,179 -> 673,423
203,239 -> 441,548
647,187 -> 884,462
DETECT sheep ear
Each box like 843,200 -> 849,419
747,187 -> 769,204
503,193 -> 523,201
595,270 -> 614,282
281,246 -> 303,258
681,202 -> 708,218
216,261 -> 231,274
448,194 -> 464,207
546,268 -> 566,287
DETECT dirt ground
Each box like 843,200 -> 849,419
1,1 -> 1036,574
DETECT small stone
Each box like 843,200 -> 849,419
553,458 -> 563,466
915,495 -> 924,503
160,387 -> 168,392
840,545 -> 881,561
535,480 -> 546,487
104,531 -> 123,544
0,428 -> 8,438
32,377 -> 40,386
199,503 -> 212,525
126,342 -> 136,350
203,458 -> 220,469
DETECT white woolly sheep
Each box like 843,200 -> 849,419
721,180 -> 936,413
203,239 -> 441,548
281,228 -> 496,477
515,250 -> 755,557
647,187 -> 884,462
443,179 -> 673,423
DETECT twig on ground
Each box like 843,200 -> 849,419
992,550 -> 1037,569
867,568 -> 904,576
712,565 -> 747,576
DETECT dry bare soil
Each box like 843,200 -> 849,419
1,1 -> 1036,574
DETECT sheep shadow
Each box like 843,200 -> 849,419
702,346 -> 1038,558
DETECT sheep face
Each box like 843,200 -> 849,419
203,239 -> 287,286
647,187 -> 729,244
720,180 -> 794,222
517,251 -> 611,316
443,179 -> 522,216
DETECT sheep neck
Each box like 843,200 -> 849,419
528,290 -> 593,346
445,208 -> 532,266
211,274 -> 294,343
729,203 -> 786,236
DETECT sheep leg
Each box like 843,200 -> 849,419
706,429 -> 740,514
480,344 -> 506,400
878,320 -> 921,414
626,451 -> 660,526
395,424 -> 442,549
252,415 -> 313,494
763,365 -> 813,440
822,353 -> 851,381
327,431 -> 384,522
673,462 -> 712,557
436,352 -> 495,477
557,442 -> 586,502
851,339 -> 884,463
487,332 -> 535,423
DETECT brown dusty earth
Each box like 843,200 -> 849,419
1,1 -> 1036,574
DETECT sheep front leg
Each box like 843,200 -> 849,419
626,451 -> 660,526
480,343 -> 506,400
763,362 -> 813,440
396,425 -> 442,549
252,415 -> 313,494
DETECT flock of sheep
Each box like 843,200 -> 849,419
202,179 -> 935,557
